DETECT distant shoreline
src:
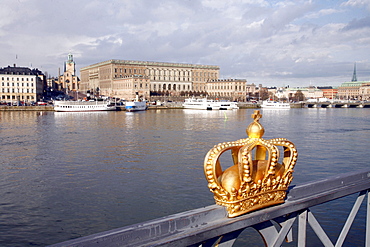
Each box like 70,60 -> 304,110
0,103 -> 305,111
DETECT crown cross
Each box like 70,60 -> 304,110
204,110 -> 298,217
252,111 -> 262,122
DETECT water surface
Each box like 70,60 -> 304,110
0,108 -> 369,246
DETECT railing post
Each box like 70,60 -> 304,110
335,190 -> 366,247
298,210 -> 307,247
195,229 -> 244,247
366,189 -> 370,247
307,210 -> 334,247
270,216 -> 296,247
217,229 -> 244,247
253,213 -> 297,247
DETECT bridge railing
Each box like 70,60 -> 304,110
49,169 -> 370,247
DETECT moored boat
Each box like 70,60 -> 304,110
217,101 -> 239,110
260,100 -> 290,109
54,100 -> 117,112
125,94 -> 148,112
183,98 -> 219,110
183,98 -> 238,110
125,101 -> 148,112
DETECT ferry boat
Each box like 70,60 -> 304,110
217,101 -> 239,110
125,95 -> 148,112
54,100 -> 117,112
260,100 -> 290,109
183,98 -> 238,110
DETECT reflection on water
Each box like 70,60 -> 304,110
0,108 -> 369,246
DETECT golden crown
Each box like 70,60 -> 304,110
204,110 -> 298,217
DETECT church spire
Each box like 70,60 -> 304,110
351,62 -> 357,82
68,52 -> 73,63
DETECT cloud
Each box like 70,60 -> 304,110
341,0 -> 370,11
0,0 -> 369,87
305,8 -> 343,19
342,16 -> 370,30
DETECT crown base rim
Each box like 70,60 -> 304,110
222,200 -> 285,217
215,190 -> 287,217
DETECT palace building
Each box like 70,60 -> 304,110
0,65 -> 45,104
206,79 -> 255,101
80,59 -> 220,100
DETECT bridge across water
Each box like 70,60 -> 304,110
50,169 -> 370,247
305,102 -> 370,108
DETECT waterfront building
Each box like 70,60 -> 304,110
47,77 -> 58,91
304,86 -> 324,99
58,53 -> 79,92
0,65 -> 45,104
337,63 -> 370,100
268,86 -> 324,101
112,75 -> 150,100
206,79 -> 254,101
317,86 -> 338,99
80,59 -> 219,100
359,83 -> 370,101
282,86 -> 323,100
337,81 -> 370,100
270,87 -> 288,100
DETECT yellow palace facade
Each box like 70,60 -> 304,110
80,59 -> 220,100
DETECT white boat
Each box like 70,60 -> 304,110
183,98 -> 219,110
125,95 -> 148,112
217,101 -> 239,110
183,98 -> 238,110
260,100 -> 290,109
54,100 -> 117,112
125,101 -> 147,112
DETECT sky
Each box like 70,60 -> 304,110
1,0 -> 370,87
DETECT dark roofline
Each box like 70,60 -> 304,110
0,65 -> 44,76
